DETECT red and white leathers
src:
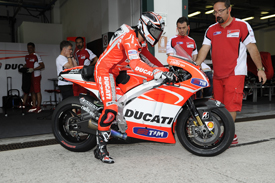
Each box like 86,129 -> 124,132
95,24 -> 166,131
166,35 -> 198,57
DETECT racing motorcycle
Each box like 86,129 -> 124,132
52,45 -> 235,156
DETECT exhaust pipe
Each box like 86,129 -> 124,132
88,119 -> 127,140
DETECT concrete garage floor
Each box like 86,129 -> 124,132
0,94 -> 275,182
0,118 -> 274,183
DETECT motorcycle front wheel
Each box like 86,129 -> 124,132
52,96 -> 97,152
176,107 -> 235,156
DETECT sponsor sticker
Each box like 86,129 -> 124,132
213,31 -> 222,36
202,112 -> 209,119
81,56 -> 85,59
227,29 -> 240,38
128,50 -> 139,60
186,42 -> 194,48
215,100 -> 221,106
133,127 -> 168,138
190,78 -> 207,87
146,34 -> 155,45
205,121 -> 214,131
176,42 -> 183,44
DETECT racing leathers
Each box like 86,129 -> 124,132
94,24 -> 166,131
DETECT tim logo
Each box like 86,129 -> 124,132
133,127 -> 168,138
191,78 -> 207,87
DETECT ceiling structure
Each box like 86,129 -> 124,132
0,0 -> 57,21
1,0 -> 275,41
188,0 -> 275,33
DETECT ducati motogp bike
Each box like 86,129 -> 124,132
52,45 -> 235,156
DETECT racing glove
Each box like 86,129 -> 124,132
153,69 -> 177,82
27,68 -> 34,73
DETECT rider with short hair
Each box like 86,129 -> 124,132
94,12 -> 173,163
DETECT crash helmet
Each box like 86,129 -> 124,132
137,11 -> 165,46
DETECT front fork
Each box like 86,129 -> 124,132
186,98 -> 215,137
186,98 -> 204,126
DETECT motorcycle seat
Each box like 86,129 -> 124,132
82,65 -> 95,82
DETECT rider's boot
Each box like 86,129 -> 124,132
94,130 -> 114,164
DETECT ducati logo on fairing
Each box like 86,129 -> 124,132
133,127 -> 168,138
134,66 -> 153,76
124,109 -> 174,124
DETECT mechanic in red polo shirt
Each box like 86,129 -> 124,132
167,16 -> 213,98
22,42 -> 45,113
73,37 -> 98,96
166,16 -> 198,60
195,0 -> 267,144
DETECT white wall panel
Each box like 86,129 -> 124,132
0,43 -> 60,107
17,22 -> 62,44
154,0 -> 182,65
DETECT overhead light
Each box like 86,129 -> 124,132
188,11 -> 201,17
205,10 -> 214,14
242,17 -> 254,21
260,14 -> 275,20
206,5 -> 213,8
261,11 -> 269,15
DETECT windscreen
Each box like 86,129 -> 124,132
174,44 -> 193,61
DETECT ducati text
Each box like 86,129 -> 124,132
125,109 -> 174,125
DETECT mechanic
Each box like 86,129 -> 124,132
195,0 -> 267,144
73,37 -> 98,96
22,42 -> 45,113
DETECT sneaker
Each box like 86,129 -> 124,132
36,107 -> 42,113
28,106 -> 37,113
231,134 -> 238,145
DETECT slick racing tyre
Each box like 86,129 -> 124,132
176,107 -> 235,156
52,96 -> 97,152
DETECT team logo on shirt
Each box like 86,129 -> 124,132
227,29 -> 240,38
213,31 -> 221,36
186,42 -> 194,48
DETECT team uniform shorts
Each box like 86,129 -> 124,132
213,75 -> 245,112
30,75 -> 41,93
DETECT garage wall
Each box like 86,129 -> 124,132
18,22 -> 62,44
59,0 -> 102,42
58,0 -> 140,43
254,25 -> 275,55
154,0 -> 183,65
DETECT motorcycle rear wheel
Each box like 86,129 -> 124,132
176,107 -> 235,156
52,96 -> 97,152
